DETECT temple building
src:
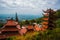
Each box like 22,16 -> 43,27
1,19 -> 20,35
0,13 -> 21,39
42,8 -> 56,30
33,23 -> 41,31
27,25 -> 34,32
20,26 -> 27,35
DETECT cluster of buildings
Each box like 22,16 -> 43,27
0,13 -> 43,39
0,9 -> 56,39
0,18 -> 45,39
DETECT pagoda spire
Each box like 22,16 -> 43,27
16,12 -> 19,22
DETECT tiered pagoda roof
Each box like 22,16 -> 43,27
0,19 -> 21,37
43,18 -> 49,21
27,25 -> 34,30
1,19 -> 20,30
34,24 -> 41,31
42,8 -> 56,30
42,22 -> 48,25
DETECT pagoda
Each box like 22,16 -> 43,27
1,20 -> 20,35
42,8 -> 56,30
0,13 -> 20,39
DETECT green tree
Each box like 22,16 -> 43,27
56,9 -> 60,18
0,20 -> 4,28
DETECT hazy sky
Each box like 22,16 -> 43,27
0,0 -> 60,15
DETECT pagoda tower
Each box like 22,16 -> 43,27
42,8 -> 56,30
0,19 -> 21,38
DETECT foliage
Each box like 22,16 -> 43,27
6,28 -> 60,40
0,23 -> 3,28
1,9 -> 60,40
55,19 -> 60,28
19,17 -> 43,27
56,9 -> 60,18
0,20 -> 4,28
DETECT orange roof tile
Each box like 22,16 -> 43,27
27,25 -> 33,29
42,22 -> 48,25
1,20 -> 21,32
1,25 -> 21,32
34,25 -> 41,31
2,28 -> 18,31
5,20 -> 18,26
43,18 -> 48,20
42,25 -> 48,29
41,28 -> 45,31
16,25 -> 21,29
19,28 -> 27,35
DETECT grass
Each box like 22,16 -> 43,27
6,28 -> 60,40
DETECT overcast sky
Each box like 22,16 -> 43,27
0,0 -> 60,15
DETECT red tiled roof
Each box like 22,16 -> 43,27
42,25 -> 48,29
1,20 -> 21,32
2,28 -> 18,31
5,20 -> 18,26
34,25 -> 41,31
41,28 -> 45,31
2,25 -> 21,30
27,25 -> 33,29
19,28 -> 27,35
43,18 -> 48,20
16,25 -> 21,29
42,22 -> 48,25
